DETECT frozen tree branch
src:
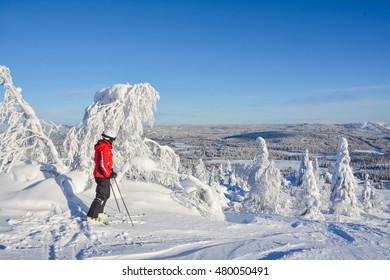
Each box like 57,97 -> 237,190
0,66 -> 60,173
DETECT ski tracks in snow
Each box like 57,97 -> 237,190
2,207 -> 390,259
0,208 -> 92,260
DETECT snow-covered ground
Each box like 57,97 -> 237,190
1,68 -> 390,279
1,163 -> 389,261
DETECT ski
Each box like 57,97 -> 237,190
105,213 -> 145,225
85,213 -> 145,226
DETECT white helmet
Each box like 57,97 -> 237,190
102,129 -> 117,141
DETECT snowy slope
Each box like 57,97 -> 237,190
1,164 -> 390,260
361,121 -> 390,134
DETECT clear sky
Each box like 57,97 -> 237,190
1,0 -> 389,125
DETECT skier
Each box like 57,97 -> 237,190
87,129 -> 118,223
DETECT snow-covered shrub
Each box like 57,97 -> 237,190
330,136 -> 359,216
362,175 -> 385,213
319,184 -> 332,214
171,176 -> 226,221
0,66 -> 60,173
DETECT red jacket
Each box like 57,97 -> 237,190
93,139 -> 114,178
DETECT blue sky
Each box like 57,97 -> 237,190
1,0 -> 389,125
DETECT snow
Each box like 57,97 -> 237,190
1,162 -> 390,261
94,83 -> 131,104
361,121 -> 390,134
130,156 -> 157,171
1,66 -> 390,278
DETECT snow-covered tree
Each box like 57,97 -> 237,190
194,158 -> 207,183
297,149 -> 310,186
298,160 -> 323,219
313,157 -> 320,181
208,166 -> 216,185
243,161 -> 288,214
247,137 -> 270,187
330,136 -> 359,216
217,163 -> 224,183
228,171 -> 237,186
253,137 -> 270,168
64,83 -> 180,186
242,137 -> 290,215
362,174 -> 385,213
0,66 -> 60,173
225,160 -> 233,174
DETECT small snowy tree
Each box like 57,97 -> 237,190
242,137 -> 290,215
253,137 -> 269,167
330,136 -> 359,216
297,149 -> 310,186
247,137 -> 270,187
362,174 -> 385,213
217,163 -> 224,184
194,158 -> 207,183
0,66 -> 60,173
298,160 -> 323,219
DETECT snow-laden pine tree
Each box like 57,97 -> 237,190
217,163 -> 224,184
64,83 -> 179,186
330,136 -> 359,216
362,174 -> 385,213
242,137 -> 291,215
298,160 -> 323,219
253,137 -> 269,167
247,137 -> 269,188
297,149 -> 310,186
0,66 -> 60,173
313,157 -> 320,181
194,158 -> 207,183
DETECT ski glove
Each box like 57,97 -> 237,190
110,171 -> 117,178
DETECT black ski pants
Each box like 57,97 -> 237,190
87,177 -> 111,219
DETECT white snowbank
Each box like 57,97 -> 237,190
57,171 -> 89,194
11,164 -> 43,182
0,178 -> 68,211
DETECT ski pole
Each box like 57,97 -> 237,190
113,178 -> 134,226
110,183 -> 121,213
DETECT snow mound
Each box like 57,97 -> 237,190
11,164 -> 43,182
0,178 -> 68,211
56,171 -> 89,194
